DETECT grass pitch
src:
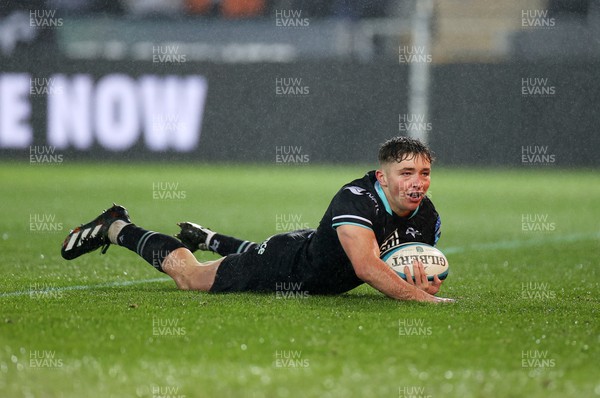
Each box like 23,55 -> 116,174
0,163 -> 599,398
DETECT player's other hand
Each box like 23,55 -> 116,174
404,260 -> 443,296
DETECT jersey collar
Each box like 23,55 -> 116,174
374,180 -> 420,219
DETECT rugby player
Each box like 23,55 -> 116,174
61,137 -> 453,303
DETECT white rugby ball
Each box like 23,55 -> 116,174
381,242 -> 449,281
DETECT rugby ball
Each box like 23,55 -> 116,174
381,242 -> 449,281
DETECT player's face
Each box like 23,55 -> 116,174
376,155 -> 431,217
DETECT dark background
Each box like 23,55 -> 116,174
1,59 -> 598,166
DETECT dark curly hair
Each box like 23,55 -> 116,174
378,136 -> 435,165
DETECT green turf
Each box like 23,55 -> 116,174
0,163 -> 598,398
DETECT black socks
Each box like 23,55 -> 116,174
115,224 -> 257,272
208,233 -> 257,256
116,224 -> 185,273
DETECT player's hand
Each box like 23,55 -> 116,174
404,260 -> 443,296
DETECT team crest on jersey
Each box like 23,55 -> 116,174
379,228 -> 424,256
405,227 -> 421,238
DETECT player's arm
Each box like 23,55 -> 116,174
337,224 -> 450,303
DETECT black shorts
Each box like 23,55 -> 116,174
209,229 -> 316,293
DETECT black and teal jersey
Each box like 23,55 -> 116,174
211,171 -> 441,295
302,171 -> 441,294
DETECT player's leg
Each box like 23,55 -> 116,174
60,204 -> 220,291
161,248 -> 223,291
176,222 -> 257,256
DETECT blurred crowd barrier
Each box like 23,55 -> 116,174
2,0 -> 599,62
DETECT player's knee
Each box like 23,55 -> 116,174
162,249 -> 195,290
161,248 -> 189,272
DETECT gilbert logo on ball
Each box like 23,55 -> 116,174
381,242 -> 449,281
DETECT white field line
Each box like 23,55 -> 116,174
0,277 -> 172,298
1,231 -> 598,299
440,231 -> 600,255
